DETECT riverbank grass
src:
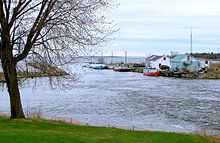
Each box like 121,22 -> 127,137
0,117 -> 217,143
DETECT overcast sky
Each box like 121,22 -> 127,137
103,0 -> 220,56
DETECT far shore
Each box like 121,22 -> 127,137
0,62 -> 69,83
105,63 -> 220,79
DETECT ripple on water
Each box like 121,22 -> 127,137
0,65 -> 220,134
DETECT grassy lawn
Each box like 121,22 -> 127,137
0,117 -> 217,143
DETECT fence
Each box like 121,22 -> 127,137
1,110 -> 220,142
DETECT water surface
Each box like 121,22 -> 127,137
0,65 -> 220,134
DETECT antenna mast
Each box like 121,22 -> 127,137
125,51 -> 127,65
190,28 -> 193,55
111,51 -> 113,64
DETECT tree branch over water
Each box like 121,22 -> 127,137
0,0 -> 117,118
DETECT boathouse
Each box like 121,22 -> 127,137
145,55 -> 171,70
170,54 -> 211,72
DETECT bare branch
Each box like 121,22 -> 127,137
2,0 -> 117,64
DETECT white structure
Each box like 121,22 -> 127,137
145,55 -> 171,69
197,58 -> 210,68
170,54 -> 220,72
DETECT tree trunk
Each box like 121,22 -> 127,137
1,58 -> 26,119
0,16 -> 25,119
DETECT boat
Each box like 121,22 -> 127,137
82,63 -> 90,68
113,51 -> 134,72
89,63 -> 106,70
113,66 -> 134,72
143,67 -> 160,76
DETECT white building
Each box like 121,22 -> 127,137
197,58 -> 210,68
170,54 -> 220,72
145,55 -> 171,69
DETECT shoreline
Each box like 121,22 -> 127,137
0,114 -> 219,142
0,62 -> 69,83
105,64 -> 220,79
1,112 -> 219,138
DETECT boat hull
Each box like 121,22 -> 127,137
89,64 -> 106,70
143,71 -> 160,76
113,68 -> 133,72
143,68 -> 160,76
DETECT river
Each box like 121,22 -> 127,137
0,65 -> 220,134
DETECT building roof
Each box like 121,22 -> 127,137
146,55 -> 163,61
171,54 -> 188,62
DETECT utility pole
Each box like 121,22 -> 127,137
218,48 -> 220,58
190,28 -> 193,55
100,52 -> 103,64
111,51 -> 113,64
189,28 -> 193,63
125,51 -> 127,65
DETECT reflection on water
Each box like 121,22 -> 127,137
0,65 -> 220,133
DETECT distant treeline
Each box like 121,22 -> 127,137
191,53 -> 220,59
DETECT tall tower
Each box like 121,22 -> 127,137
190,28 -> 193,55
111,51 -> 113,64
125,51 -> 127,65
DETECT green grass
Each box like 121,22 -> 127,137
0,117 -> 217,143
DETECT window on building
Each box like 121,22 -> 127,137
205,61 -> 208,64
163,57 -> 166,60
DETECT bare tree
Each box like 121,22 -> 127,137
0,0 -> 116,118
